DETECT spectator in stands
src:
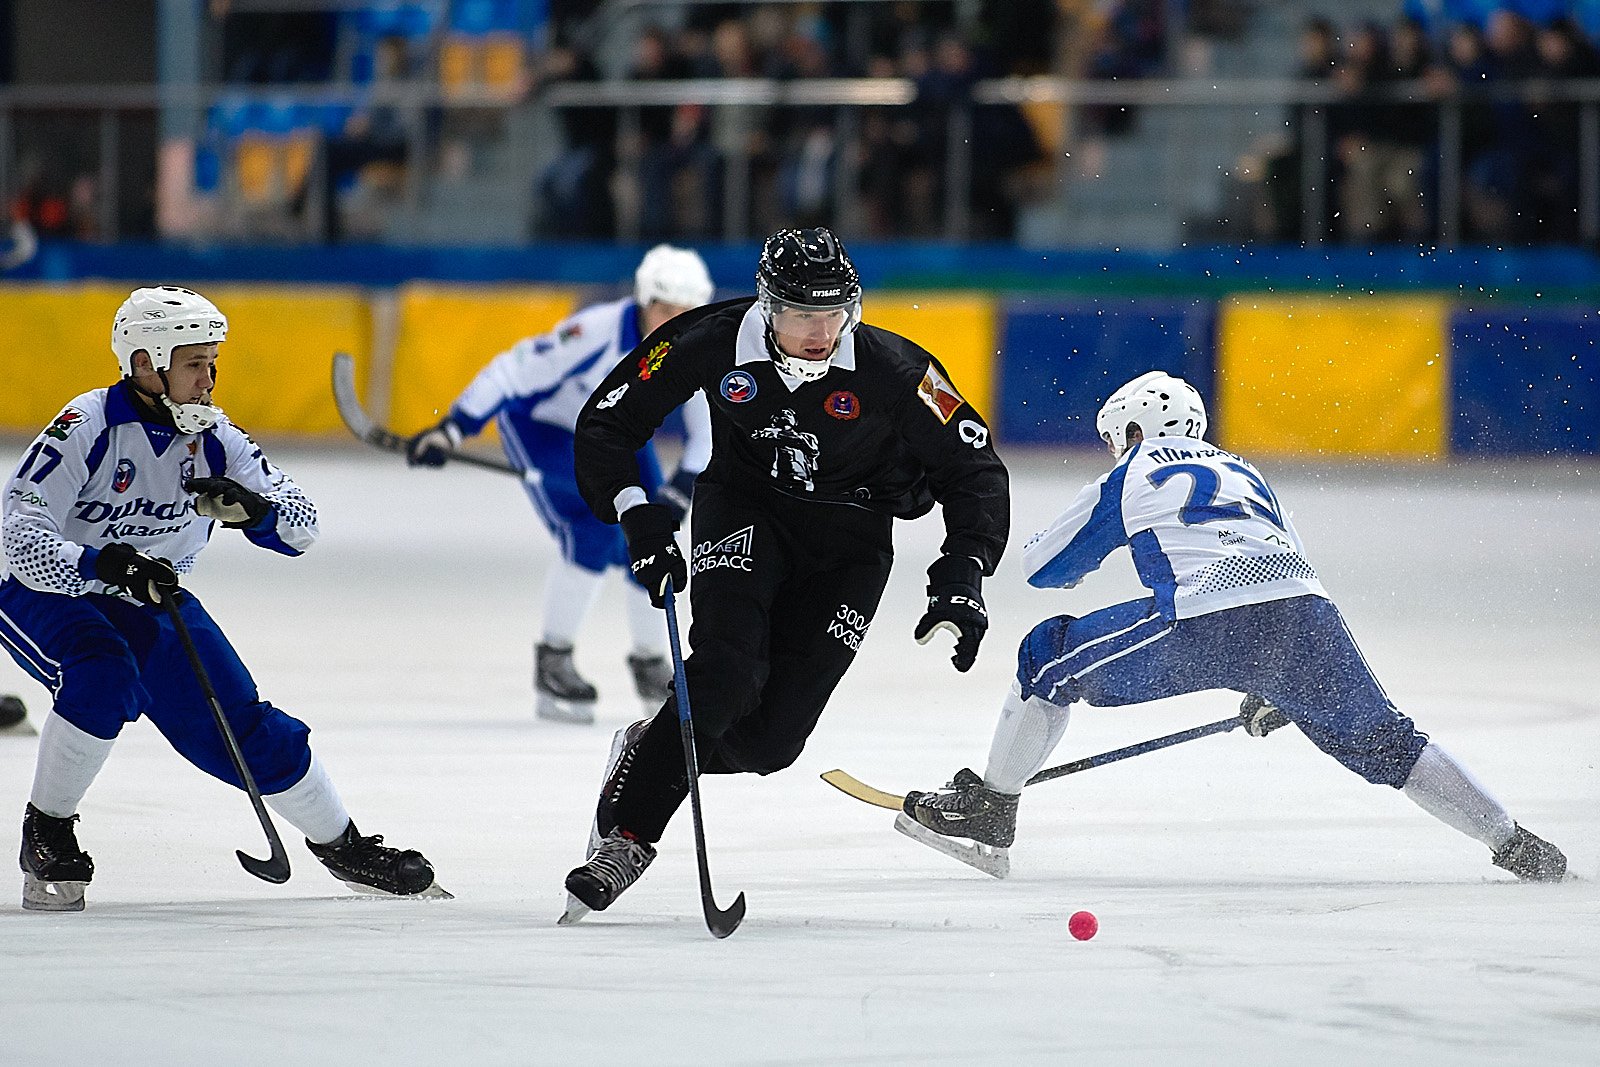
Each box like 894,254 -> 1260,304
1262,17 -> 1339,240
533,44 -> 617,238
1465,9 -> 1542,239
1331,20 -> 1430,242
1528,17 -> 1600,239
768,21 -> 839,227
318,35 -> 411,242
631,26 -> 721,239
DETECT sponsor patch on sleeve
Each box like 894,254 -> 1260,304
637,340 -> 671,380
915,364 -> 965,424
43,407 -> 87,441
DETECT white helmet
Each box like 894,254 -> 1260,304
634,244 -> 715,310
111,286 -> 228,378
1095,371 -> 1208,456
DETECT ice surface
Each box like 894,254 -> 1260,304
0,445 -> 1594,1065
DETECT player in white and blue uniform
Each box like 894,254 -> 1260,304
406,245 -> 715,724
1,286 -> 444,910
900,371 -> 1566,883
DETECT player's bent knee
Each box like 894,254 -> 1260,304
54,649 -> 142,737
221,703 -> 313,794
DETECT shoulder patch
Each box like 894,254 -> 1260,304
637,339 -> 671,380
43,407 -> 87,441
916,364 -> 965,424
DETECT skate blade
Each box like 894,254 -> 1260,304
536,693 -> 596,725
342,879 -> 454,900
893,812 -> 1010,879
22,873 -> 86,911
556,893 -> 591,925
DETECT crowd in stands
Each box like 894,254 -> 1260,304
1254,7 -> 1600,244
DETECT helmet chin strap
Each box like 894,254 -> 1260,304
154,367 -> 222,434
764,328 -> 833,382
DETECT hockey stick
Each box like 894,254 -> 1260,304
163,594 -> 292,884
331,352 -> 527,477
664,581 -> 746,938
823,715 -> 1244,810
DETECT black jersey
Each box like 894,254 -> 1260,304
575,296 -> 1009,574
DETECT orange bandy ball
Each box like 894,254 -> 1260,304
1068,910 -> 1098,940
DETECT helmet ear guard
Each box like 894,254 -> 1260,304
112,286 -> 228,378
1095,371 -> 1208,456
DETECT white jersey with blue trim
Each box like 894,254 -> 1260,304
448,296 -> 712,472
3,383 -> 317,600
1021,438 -> 1326,620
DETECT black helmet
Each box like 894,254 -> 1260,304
755,227 -> 861,307
755,228 -> 863,380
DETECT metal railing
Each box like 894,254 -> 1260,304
2,76 -> 1596,246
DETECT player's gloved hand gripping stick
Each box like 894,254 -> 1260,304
620,503 -> 688,608
914,554 -> 989,672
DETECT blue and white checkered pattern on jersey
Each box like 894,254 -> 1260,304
1016,595 -> 1429,787
1021,439 -> 1327,621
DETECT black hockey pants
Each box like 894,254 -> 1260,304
610,483 -> 894,843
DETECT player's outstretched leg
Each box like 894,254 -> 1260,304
306,820 -> 451,898
1492,825 -> 1567,882
535,643 -> 598,725
20,804 -> 93,912
564,829 -> 657,915
897,769 -> 1018,879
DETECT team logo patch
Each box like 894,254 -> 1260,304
44,408 -> 86,441
916,364 -> 966,424
112,458 -> 136,493
692,525 -> 754,575
824,390 -> 860,420
559,322 -> 584,343
637,340 -> 671,380
720,370 -> 757,403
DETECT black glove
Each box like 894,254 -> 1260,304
914,554 -> 988,672
1239,694 -> 1290,737
186,477 -> 271,529
94,542 -> 179,606
620,502 -> 687,609
405,418 -> 462,468
652,467 -> 698,524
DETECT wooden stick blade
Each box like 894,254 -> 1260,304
820,769 -> 905,810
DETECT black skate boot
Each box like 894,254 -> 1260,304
306,821 -> 452,898
590,718 -> 651,856
535,643 -> 598,725
561,828 -> 656,922
626,652 -> 674,707
1491,824 -> 1567,882
895,768 -> 1018,879
20,803 -> 93,912
0,694 -> 34,734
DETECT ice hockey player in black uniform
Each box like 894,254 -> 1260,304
561,228 -> 1010,919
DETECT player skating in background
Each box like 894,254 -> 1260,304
406,245 -> 716,724
900,371 -> 1567,883
561,228 -> 1010,920
1,286 -> 445,910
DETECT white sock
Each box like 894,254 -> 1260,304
540,558 -> 605,648
625,581 -> 667,658
30,712 -> 117,818
264,755 -> 351,845
982,681 -> 1071,795
1402,742 -> 1517,851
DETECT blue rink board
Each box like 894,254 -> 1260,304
998,297 -> 1216,447
1450,307 -> 1600,455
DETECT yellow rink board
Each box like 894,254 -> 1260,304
1217,294 -> 1450,459
0,283 -> 369,435
864,293 -> 998,423
388,284 -> 580,435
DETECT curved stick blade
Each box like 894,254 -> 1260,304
237,848 -> 291,885
706,891 -> 746,939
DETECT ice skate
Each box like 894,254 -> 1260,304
897,768 -> 1018,879
0,695 -> 35,735
20,803 -> 93,912
563,828 -> 656,916
1238,693 -> 1288,737
627,652 -> 674,709
590,718 -> 651,856
306,821 -> 452,898
1491,824 -> 1567,882
535,643 -> 597,725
